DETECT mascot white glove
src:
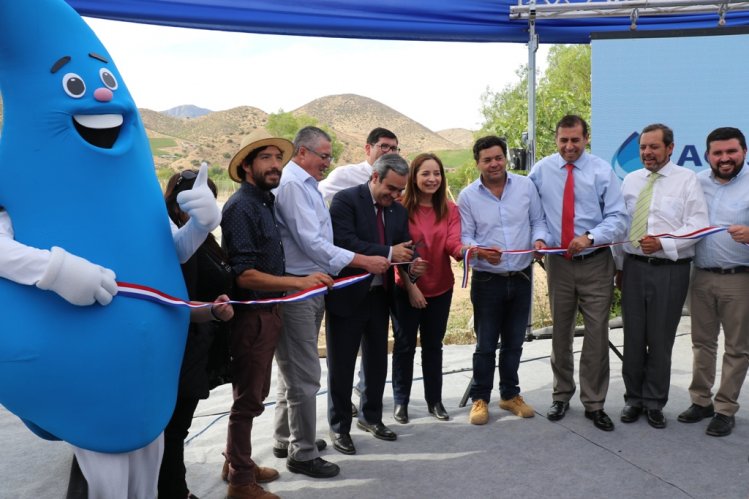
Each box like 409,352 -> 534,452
36,246 -> 118,306
176,162 -> 221,232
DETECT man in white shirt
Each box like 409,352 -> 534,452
615,123 -> 708,429
318,127 -> 399,205
272,127 -> 389,474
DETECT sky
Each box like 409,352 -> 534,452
84,17 -> 550,132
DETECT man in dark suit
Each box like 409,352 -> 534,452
326,153 -> 422,455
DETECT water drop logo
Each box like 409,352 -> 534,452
611,131 -> 642,179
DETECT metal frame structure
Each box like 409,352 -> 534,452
510,0 -> 749,166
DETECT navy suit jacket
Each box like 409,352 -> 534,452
326,183 -> 411,317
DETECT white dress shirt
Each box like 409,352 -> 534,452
615,161 -> 709,268
274,160 -> 354,276
318,160 -> 372,205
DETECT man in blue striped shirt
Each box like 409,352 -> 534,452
529,115 -> 627,432
678,127 -> 749,437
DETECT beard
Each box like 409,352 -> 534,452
711,159 -> 745,181
252,169 -> 281,190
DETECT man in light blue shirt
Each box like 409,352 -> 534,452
678,127 -> 749,438
529,115 -> 627,431
458,136 -> 548,425
272,126 -> 389,478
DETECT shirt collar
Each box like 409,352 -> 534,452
708,162 -> 747,185
241,180 -> 274,204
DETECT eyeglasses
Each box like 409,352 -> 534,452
373,143 -> 401,153
304,146 -> 334,162
176,169 -> 198,187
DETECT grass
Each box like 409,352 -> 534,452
407,149 -> 472,169
149,137 -> 178,156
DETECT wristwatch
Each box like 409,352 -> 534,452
585,231 -> 595,245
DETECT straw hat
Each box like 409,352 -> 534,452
228,129 -> 294,183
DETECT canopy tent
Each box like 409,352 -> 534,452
65,0 -> 749,164
66,0 -> 749,44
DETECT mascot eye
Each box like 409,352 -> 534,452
62,73 -> 86,98
99,68 -> 118,90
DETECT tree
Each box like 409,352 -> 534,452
266,110 -> 344,162
479,45 -> 591,159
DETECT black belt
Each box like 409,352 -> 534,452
627,253 -> 692,266
561,246 -> 608,261
474,266 -> 531,279
699,266 -> 749,274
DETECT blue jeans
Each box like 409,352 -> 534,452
392,287 -> 452,406
470,269 -> 531,402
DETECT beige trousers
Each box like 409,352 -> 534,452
689,269 -> 749,416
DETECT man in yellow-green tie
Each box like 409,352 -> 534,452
614,123 -> 708,429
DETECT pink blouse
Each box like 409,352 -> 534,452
395,201 -> 463,297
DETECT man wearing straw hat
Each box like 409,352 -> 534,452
221,130 -> 334,499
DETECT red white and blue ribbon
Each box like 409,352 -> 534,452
117,272 -> 371,309
460,225 -> 734,288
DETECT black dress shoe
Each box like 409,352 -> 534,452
272,438 -> 327,458
585,409 -> 615,431
706,413 -> 735,437
286,456 -> 340,478
620,405 -> 642,423
547,401 -> 569,421
393,404 -> 409,424
677,403 -> 714,423
428,402 -> 450,421
351,402 -> 358,417
329,431 -> 356,455
356,420 -> 397,441
646,409 -> 666,429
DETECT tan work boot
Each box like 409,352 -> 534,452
499,395 -> 535,418
226,483 -> 279,499
222,461 -> 279,484
469,399 -> 489,425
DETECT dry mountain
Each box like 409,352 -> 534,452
0,94 -> 472,171
293,94 -> 459,163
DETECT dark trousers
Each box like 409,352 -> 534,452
392,287 -> 452,406
225,306 -> 282,486
470,270 -> 531,402
327,287 -> 389,433
158,396 -> 200,499
621,256 -> 690,410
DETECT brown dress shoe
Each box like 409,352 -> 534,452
226,483 -> 279,499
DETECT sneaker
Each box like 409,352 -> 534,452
226,483 -> 279,499
706,413 -> 735,437
469,399 -> 489,425
499,395 -> 535,418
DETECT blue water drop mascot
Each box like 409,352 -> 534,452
0,0 -> 220,496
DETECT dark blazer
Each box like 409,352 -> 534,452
326,183 -> 411,317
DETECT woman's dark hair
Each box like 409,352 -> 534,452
402,153 -> 448,223
164,170 -> 218,227
163,170 -> 224,261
